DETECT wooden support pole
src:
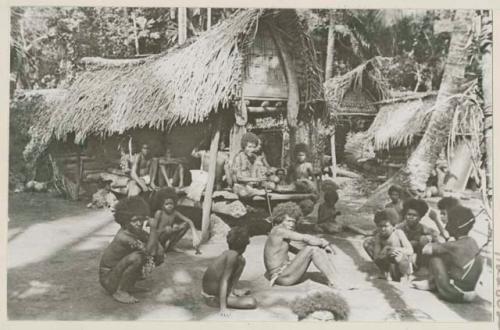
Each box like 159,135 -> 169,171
201,116 -> 221,242
178,8 -> 187,45
207,8 -> 212,30
330,130 -> 337,178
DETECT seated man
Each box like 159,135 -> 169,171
264,202 -> 339,288
231,132 -> 270,197
99,196 -> 160,304
128,143 -> 158,196
316,189 -> 342,234
397,199 -> 442,270
202,227 -> 257,317
158,146 -> 185,188
412,205 -> 483,303
191,139 -> 230,190
435,196 -> 461,240
364,209 -> 414,283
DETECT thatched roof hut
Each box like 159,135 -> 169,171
365,91 -> 437,150
25,9 -> 322,162
324,56 -> 391,116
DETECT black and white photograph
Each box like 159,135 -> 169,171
7,5 -> 494,322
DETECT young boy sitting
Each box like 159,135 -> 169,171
316,189 -> 342,234
201,227 -> 257,317
412,205 -> 483,303
397,199 -> 442,269
288,144 -> 317,193
99,196 -> 160,304
264,202 -> 339,288
153,188 -> 200,253
364,208 -> 414,283
385,185 -> 404,223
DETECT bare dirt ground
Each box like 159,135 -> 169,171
7,182 -> 493,321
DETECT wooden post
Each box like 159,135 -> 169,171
75,148 -> 81,200
201,116 -> 221,242
178,8 -> 187,45
330,130 -> 337,177
207,8 -> 212,30
131,11 -> 140,56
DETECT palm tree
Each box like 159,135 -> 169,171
363,10 -> 474,207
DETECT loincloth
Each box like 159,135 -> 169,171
264,261 -> 291,286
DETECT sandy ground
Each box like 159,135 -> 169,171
7,187 -> 494,321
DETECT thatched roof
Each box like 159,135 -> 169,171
365,91 -> 437,150
31,9 -> 321,148
324,56 -> 391,115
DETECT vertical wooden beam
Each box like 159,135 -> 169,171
178,8 -> 187,45
75,148 -> 81,201
207,8 -> 212,30
201,116 -> 221,242
330,132 -> 337,177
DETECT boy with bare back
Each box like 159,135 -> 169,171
128,143 -> 158,196
99,196 -> 159,304
153,188 -> 200,252
264,202 -> 339,288
412,205 -> 483,303
202,227 -> 257,317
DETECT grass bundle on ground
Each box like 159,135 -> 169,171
292,291 -> 350,321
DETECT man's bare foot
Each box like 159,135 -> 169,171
411,280 -> 434,291
112,290 -> 139,304
128,285 -> 151,293
232,288 -> 251,297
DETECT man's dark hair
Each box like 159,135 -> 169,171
324,189 -> 339,206
437,197 -> 460,211
272,202 -> 303,225
403,199 -> 429,218
240,132 -> 259,149
114,196 -> 151,228
374,208 -> 399,226
388,185 -> 403,196
294,143 -> 309,156
227,226 -> 250,251
446,205 -> 475,238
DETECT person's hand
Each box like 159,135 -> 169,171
192,231 -> 201,249
219,308 -> 231,318
390,248 -> 403,262
320,238 -> 330,248
147,216 -> 158,229
422,243 -> 433,255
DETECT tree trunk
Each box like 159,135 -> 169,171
325,10 -> 336,81
201,116 -> 221,243
325,10 -> 337,177
480,13 -> 493,206
363,10 -> 473,209
207,8 -> 212,30
131,11 -> 140,55
178,8 -> 187,45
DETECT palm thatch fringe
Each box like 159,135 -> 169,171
324,56 -> 391,115
366,86 -> 483,152
27,9 -> 321,158
80,57 -> 148,69
366,92 -> 436,150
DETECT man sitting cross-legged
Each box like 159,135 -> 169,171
202,227 -> 257,317
412,205 -> 483,303
98,196 -> 160,304
264,202 -> 339,288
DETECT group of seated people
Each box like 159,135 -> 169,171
98,137 -> 484,316
363,185 -> 483,303
98,179 -> 484,315
118,132 -> 322,201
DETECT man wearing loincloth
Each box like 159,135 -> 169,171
264,202 -> 339,288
